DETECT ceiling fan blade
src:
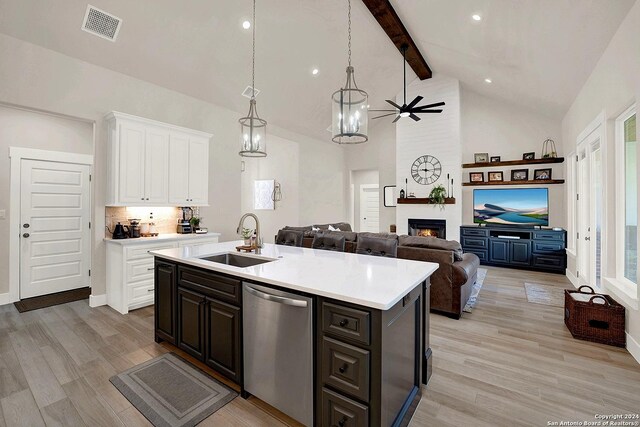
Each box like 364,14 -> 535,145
415,101 -> 445,110
368,109 -> 397,112
392,115 -> 402,123
385,100 -> 403,110
416,109 -> 443,114
406,96 -> 424,109
372,113 -> 397,120
409,113 -> 421,121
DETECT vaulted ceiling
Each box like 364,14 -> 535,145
0,0 -> 634,142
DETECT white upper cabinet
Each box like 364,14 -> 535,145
168,132 -> 210,205
106,112 -> 212,206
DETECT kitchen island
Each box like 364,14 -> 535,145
151,241 -> 438,427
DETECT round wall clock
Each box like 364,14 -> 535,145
411,155 -> 442,185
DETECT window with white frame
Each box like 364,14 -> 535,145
616,106 -> 637,286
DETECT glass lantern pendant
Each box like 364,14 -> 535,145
331,0 -> 368,144
239,98 -> 266,157
239,0 -> 267,157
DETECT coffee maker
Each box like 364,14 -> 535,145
177,207 -> 193,234
127,219 -> 141,238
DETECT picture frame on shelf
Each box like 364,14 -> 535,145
533,168 -> 552,180
511,169 -> 529,181
474,153 -> 489,163
490,156 -> 501,162
488,171 -> 504,182
470,172 -> 484,182
523,152 -> 535,160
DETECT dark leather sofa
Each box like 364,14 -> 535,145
280,224 -> 480,319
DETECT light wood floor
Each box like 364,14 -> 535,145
1,266 -> 638,426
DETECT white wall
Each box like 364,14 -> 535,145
396,75 -> 462,241
460,88 -> 565,227
344,120 -> 396,233
0,33 -> 344,298
560,0 -> 640,361
0,105 -> 94,299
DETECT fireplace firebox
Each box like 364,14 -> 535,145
408,219 -> 446,239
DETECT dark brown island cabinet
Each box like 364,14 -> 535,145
154,257 -> 432,427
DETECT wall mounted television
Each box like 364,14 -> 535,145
473,188 -> 549,226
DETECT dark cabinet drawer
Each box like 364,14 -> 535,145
532,241 -> 564,253
533,255 -> 565,269
178,267 -> 241,305
461,227 -> 489,237
322,387 -> 369,427
461,236 -> 487,249
322,337 -> 370,402
532,231 -> 565,241
322,302 -> 371,345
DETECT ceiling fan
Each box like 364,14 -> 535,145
370,44 -> 445,123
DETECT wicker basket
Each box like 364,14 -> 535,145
564,285 -> 625,347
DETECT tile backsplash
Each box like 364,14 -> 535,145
105,207 -> 182,237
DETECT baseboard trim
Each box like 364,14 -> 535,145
0,292 -> 13,306
566,270 -> 579,288
89,294 -> 107,308
627,332 -> 640,365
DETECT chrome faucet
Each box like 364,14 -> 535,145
237,213 -> 262,254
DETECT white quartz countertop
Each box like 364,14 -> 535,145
150,241 -> 438,310
104,232 -> 221,245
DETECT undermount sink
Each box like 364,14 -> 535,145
199,252 -> 275,268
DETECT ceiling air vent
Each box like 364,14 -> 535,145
242,86 -> 260,99
81,5 -> 122,42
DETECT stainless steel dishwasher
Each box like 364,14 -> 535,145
242,283 -> 313,426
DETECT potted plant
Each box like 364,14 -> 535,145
428,184 -> 447,208
241,227 -> 253,246
189,216 -> 201,232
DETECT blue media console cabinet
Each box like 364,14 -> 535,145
460,225 -> 567,274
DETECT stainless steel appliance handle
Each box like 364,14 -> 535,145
245,285 -> 308,307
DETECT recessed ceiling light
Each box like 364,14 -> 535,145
472,14 -> 482,21
312,68 -> 319,75
484,78 -> 492,84
242,20 -> 251,29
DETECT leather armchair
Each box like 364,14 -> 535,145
355,233 -> 398,258
275,229 -> 304,247
311,231 -> 346,252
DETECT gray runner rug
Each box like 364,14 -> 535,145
463,268 -> 488,313
110,352 -> 237,427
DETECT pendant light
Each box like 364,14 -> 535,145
331,0 -> 369,144
239,0 -> 267,157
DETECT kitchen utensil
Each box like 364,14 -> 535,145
127,218 -> 141,238
112,222 -> 129,239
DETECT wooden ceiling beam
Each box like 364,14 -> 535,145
360,0 -> 432,80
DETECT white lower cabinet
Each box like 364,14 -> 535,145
106,235 -> 219,314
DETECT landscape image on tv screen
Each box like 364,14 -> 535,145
473,188 -> 549,226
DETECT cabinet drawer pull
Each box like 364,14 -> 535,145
147,267 -> 154,271
336,416 -> 348,427
338,363 -> 348,374
147,289 -> 153,292
339,319 -> 349,327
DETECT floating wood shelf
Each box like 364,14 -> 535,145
462,179 -> 565,187
462,157 -> 565,168
397,197 -> 456,204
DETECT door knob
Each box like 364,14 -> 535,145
23,233 -> 30,238
23,223 -> 30,228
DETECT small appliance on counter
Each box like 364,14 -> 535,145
111,222 -> 129,239
177,207 -> 193,234
127,219 -> 141,238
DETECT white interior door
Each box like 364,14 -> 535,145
20,159 -> 91,299
359,185 -> 379,232
576,133 -> 603,288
